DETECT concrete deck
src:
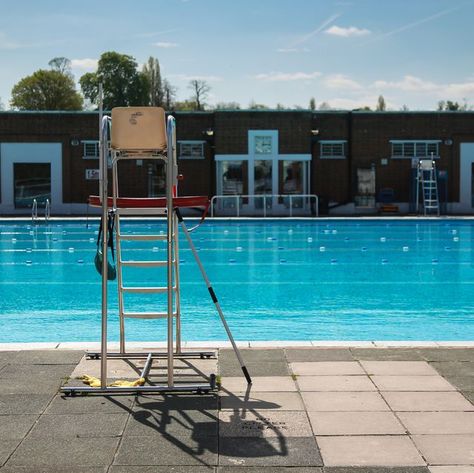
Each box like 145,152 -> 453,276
0,346 -> 473,472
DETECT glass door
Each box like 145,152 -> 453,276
14,163 -> 51,208
254,159 -> 273,209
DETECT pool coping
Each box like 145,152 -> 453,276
0,340 -> 473,351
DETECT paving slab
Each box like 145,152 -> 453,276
218,437 -> 322,467
218,468 -> 322,472
382,391 -> 474,411
324,468 -> 430,473
360,362 -> 438,376
220,391 -> 305,411
290,362 -> 365,376
46,393 -> 135,414
70,358 -> 144,379
125,409 -> 217,438
397,412 -> 474,434
0,394 -> 53,415
114,434 -> 217,466
463,391 -> 474,403
133,394 -> 218,411
219,377 -> 297,392
0,378 -> 65,395
219,361 -> 289,377
430,362 -> 474,377
308,411 -> 405,435
0,415 -> 38,440
317,436 -> 426,467
0,353 -> 19,364
0,364 -> 77,381
219,411 -> 313,437
302,392 -> 390,412
429,467 -> 474,473
443,376 -> 474,391
419,349 -> 474,362
351,349 -> 425,361
220,349 -> 286,363
0,467 -> 108,473
370,376 -> 456,392
28,412 -> 128,438
110,467 -> 214,473
0,440 -> 21,467
411,434 -> 474,465
286,349 -> 354,362
11,350 -> 84,365
7,437 -> 119,467
297,376 -> 376,392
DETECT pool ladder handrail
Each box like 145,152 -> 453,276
45,199 -> 51,222
31,199 -> 38,223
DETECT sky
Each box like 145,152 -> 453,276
1,0 -> 474,111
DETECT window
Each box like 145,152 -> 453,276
390,141 -> 440,158
254,136 -> 272,154
82,140 -> 99,159
320,141 -> 346,159
179,141 -> 205,159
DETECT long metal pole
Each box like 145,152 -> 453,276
175,208 -> 251,385
100,115 -> 109,390
166,116 -> 175,387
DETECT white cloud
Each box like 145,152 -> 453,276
323,74 -> 362,90
325,25 -> 371,37
153,41 -> 179,48
289,13 -> 340,47
169,74 -> 223,82
255,71 -> 321,82
372,75 -> 474,98
71,58 -> 98,71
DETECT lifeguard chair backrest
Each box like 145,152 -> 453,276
419,159 -> 434,171
111,107 -> 167,151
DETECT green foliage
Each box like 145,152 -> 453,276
142,56 -> 163,107
309,97 -> 316,110
79,51 -> 149,109
437,100 -> 468,111
376,95 -> 386,111
162,79 -> 176,110
248,100 -> 269,110
48,57 -> 72,75
10,69 -> 83,110
214,101 -> 241,110
174,100 -> 198,111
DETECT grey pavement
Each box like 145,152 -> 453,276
0,347 -> 472,472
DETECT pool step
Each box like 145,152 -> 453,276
121,286 -> 176,294
118,234 -> 170,241
123,311 -> 177,319
120,260 -> 171,267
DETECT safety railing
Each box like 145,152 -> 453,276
45,199 -> 51,222
31,199 -> 38,223
210,194 -> 319,217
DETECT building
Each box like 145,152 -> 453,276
1,110 -> 474,215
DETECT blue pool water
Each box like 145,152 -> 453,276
1,219 -> 474,343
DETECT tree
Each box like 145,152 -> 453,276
214,101 -> 241,110
162,79 -> 176,110
142,56 -> 163,107
438,100 -> 467,111
309,97 -> 316,110
248,100 -> 269,110
48,57 -> 72,75
188,79 -> 210,111
318,102 -> 331,110
79,51 -> 149,109
400,104 -> 409,111
174,100 -> 198,111
0,97 -> 4,110
10,69 -> 83,110
376,95 -> 386,111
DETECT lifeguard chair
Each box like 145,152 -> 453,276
61,106 -> 250,395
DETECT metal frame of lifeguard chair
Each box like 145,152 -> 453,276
61,105 -> 251,396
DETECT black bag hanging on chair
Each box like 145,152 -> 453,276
94,211 -> 117,281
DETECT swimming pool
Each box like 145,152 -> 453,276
1,218 -> 473,343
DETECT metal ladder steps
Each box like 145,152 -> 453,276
118,234 -> 170,241
121,286 -> 177,293
120,260 -> 172,267
123,312 -> 177,319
